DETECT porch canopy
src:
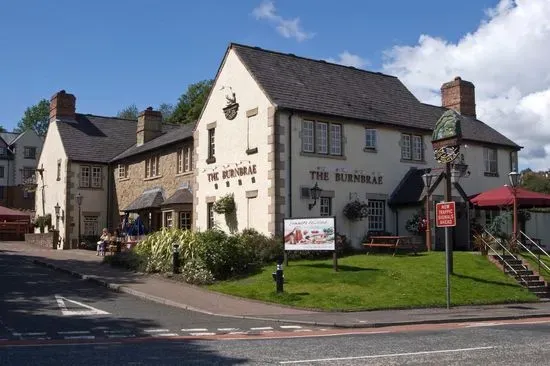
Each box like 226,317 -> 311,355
0,206 -> 31,221
470,185 -> 550,208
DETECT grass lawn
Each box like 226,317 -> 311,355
520,251 -> 550,283
207,252 -> 538,311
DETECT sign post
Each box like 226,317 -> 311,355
436,201 -> 457,309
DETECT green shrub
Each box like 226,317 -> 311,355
182,259 -> 215,285
103,251 -> 146,271
237,228 -> 283,264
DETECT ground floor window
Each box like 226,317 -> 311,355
179,211 -> 192,230
320,197 -> 332,217
164,212 -> 173,228
207,202 -> 214,229
368,200 -> 385,231
83,216 -> 99,236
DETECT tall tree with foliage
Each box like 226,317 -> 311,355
17,99 -> 50,135
158,103 -> 174,120
117,104 -> 139,120
0,125 -> 6,133
520,169 -> 550,194
168,79 -> 213,124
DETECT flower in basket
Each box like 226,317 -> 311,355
405,212 -> 426,235
213,193 -> 236,214
343,200 -> 369,221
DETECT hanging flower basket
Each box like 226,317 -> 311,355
343,200 -> 369,221
213,193 -> 236,214
405,212 -> 426,235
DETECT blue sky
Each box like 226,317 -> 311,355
0,0 -> 496,130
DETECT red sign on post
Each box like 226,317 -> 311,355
436,201 -> 456,227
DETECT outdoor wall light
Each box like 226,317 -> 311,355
422,172 -> 433,189
54,202 -> 60,217
451,163 -> 470,183
308,182 -> 322,210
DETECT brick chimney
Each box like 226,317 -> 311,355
137,107 -> 162,146
49,90 -> 76,122
441,76 -> 476,118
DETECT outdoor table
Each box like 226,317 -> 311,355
362,236 -> 417,256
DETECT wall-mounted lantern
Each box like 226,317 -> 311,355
308,182 -> 322,210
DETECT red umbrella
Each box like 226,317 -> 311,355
470,185 -> 550,208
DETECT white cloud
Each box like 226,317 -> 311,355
382,0 -> 550,171
327,51 -> 369,69
252,1 -> 314,42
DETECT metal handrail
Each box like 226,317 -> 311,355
517,231 -> 550,276
477,230 -> 530,287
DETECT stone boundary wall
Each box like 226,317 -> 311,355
25,232 -> 59,250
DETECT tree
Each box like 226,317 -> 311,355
17,99 -> 50,135
521,170 -> 550,194
158,103 -> 174,120
0,125 -> 6,133
117,104 -> 139,120
168,79 -> 213,124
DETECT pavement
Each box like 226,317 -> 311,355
3,240 -> 550,328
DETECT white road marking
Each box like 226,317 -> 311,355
55,295 -> 110,316
465,319 -> 550,328
12,332 -> 47,336
279,346 -> 495,364
181,328 -> 208,332
143,329 -> 171,333
218,328 -> 238,331
0,342 -> 121,348
92,326 -> 109,330
228,331 -> 246,335
153,333 -> 179,337
104,330 -> 132,334
280,325 -> 302,329
107,334 -> 136,339
250,327 -> 273,330
292,329 -> 313,332
64,335 -> 95,340
58,331 -> 91,335
189,332 -> 216,336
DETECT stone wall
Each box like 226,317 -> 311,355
113,140 -> 194,216
25,231 -> 59,249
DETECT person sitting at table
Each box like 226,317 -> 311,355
97,228 -> 110,256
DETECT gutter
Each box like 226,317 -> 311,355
288,110 -> 294,217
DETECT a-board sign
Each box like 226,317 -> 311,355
436,201 -> 456,227
283,217 -> 335,251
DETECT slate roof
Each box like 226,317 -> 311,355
123,188 -> 165,212
56,114 -> 138,163
0,132 -> 19,145
111,122 -> 194,162
388,168 -> 426,206
231,43 -> 519,149
162,188 -> 193,206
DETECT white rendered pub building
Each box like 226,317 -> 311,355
193,43 -> 520,247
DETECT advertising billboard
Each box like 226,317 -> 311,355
283,217 -> 335,251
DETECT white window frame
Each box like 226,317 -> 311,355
365,129 -> 377,149
164,211 -> 173,228
484,147 -> 498,174
118,164 -> 127,179
145,155 -> 160,178
208,128 -> 216,160
330,124 -> 342,155
368,200 -> 385,231
91,166 -> 102,188
184,147 -> 191,172
207,202 -> 214,229
401,134 -> 411,160
412,135 -> 423,161
24,146 -> 36,159
320,197 -> 332,217
83,216 -> 99,236
179,211 -> 192,230
80,166 -> 90,188
177,149 -> 184,174
401,133 -> 423,161
316,122 -> 328,154
302,120 -> 314,153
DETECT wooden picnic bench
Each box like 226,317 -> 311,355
362,236 -> 417,256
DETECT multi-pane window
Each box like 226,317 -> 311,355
484,148 -> 498,174
145,155 -> 160,178
365,129 -> 377,149
207,202 -> 214,229
208,128 -> 215,160
302,120 -> 314,152
164,212 -> 173,228
80,166 -> 90,188
368,200 -> 385,231
57,160 -> 62,181
401,133 -> 423,161
24,146 -> 36,159
320,197 -> 332,217
91,167 -> 102,188
0,166 -> 4,178
177,147 -> 192,174
118,164 -> 127,179
80,165 -> 102,188
22,167 -> 34,181
301,120 -> 342,156
316,122 -> 328,154
180,212 -> 192,230
0,147 -> 6,157
83,216 -> 99,236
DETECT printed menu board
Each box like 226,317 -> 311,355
283,217 -> 335,251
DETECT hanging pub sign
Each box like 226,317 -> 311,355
222,87 -> 239,120
432,109 -> 462,164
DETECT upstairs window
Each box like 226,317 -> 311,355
484,148 -> 498,175
365,129 -> 377,150
91,167 -> 102,188
24,146 -> 36,159
118,164 -> 128,179
80,166 -> 90,188
0,147 -> 6,157
301,120 -> 342,156
401,133 -> 423,161
177,146 -> 192,174
145,155 -> 160,178
80,165 -> 102,188
207,128 -> 216,162
0,166 -> 4,178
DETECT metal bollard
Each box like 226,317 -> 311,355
172,243 -> 180,274
272,258 -> 284,293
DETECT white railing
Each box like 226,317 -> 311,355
517,231 -> 550,276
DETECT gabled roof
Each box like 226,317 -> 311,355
388,168 -> 425,206
123,188 -> 165,212
162,188 -> 193,206
0,132 -> 20,145
231,43 -> 518,149
56,114 -> 137,163
111,122 -> 194,162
